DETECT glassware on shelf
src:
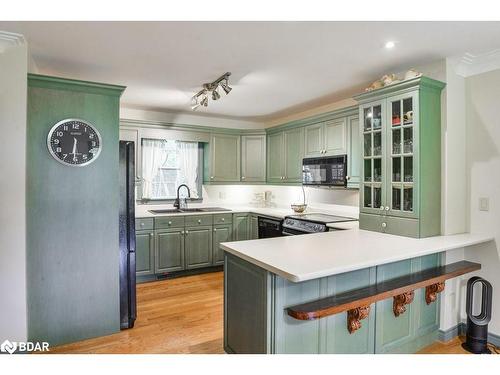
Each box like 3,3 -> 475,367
392,100 -> 401,126
392,157 -> 401,182
373,159 -> 382,182
404,156 -> 413,182
392,129 -> 401,154
403,98 -> 413,124
403,127 -> 413,153
364,186 -> 372,208
364,134 -> 372,156
364,108 -> 372,131
403,187 -> 413,212
392,187 -> 401,211
373,105 -> 382,129
373,187 -> 382,209
373,132 -> 382,156
364,159 -> 372,182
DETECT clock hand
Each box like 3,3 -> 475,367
72,137 -> 77,155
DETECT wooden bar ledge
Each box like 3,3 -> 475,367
286,261 -> 480,334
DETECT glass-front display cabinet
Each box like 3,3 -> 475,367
354,76 -> 445,238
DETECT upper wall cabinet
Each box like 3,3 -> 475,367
205,132 -> 267,183
305,118 -> 346,157
346,115 -> 360,188
354,76 -> 445,238
267,127 -> 304,183
207,133 -> 241,182
241,135 -> 266,182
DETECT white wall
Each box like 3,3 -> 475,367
464,69 -> 500,335
0,32 -> 28,342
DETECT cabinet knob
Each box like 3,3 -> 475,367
185,230 -> 189,235
210,176 -> 214,179
213,228 -> 217,232
382,222 -> 387,228
181,230 -> 184,234
168,221 -> 172,225
140,222 -> 145,227
221,218 -> 225,222
242,176 -> 246,180
149,233 -> 153,239
385,206 -> 390,211
197,219 -> 201,224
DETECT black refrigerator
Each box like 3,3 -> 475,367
119,141 -> 137,329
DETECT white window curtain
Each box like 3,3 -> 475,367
141,139 -> 200,200
141,139 -> 169,199
177,142 -> 199,198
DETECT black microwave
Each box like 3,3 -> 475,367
302,155 -> 348,187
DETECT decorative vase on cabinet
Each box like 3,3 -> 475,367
353,76 -> 445,238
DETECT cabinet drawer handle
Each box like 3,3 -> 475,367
381,222 -> 387,228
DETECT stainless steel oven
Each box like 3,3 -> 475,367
302,155 -> 347,187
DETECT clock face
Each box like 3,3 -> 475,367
47,119 -> 102,166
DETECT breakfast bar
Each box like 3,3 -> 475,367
221,230 -> 493,354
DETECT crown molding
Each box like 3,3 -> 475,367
0,31 -> 25,52
454,49 -> 500,78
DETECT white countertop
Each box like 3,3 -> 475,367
220,229 -> 494,282
135,204 -> 358,221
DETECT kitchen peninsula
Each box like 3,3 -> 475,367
221,230 -> 493,354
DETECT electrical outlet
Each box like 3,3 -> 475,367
479,197 -> 489,211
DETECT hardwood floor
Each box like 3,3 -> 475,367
49,272 -> 225,354
48,271 -> 495,354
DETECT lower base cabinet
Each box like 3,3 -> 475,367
155,228 -> 185,273
213,224 -> 232,266
135,230 -> 155,276
185,226 -> 213,269
233,213 -> 250,241
224,253 -> 441,354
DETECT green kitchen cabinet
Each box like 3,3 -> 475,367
354,77 -> 445,238
233,213 -> 250,241
267,128 -> 304,183
185,225 -> 213,269
374,253 -> 440,353
267,132 -> 285,183
224,252 -> 441,354
135,230 -> 155,276
241,135 -> 266,182
304,118 -> 346,157
250,214 -> 259,239
155,228 -> 185,273
346,115 -> 360,188
213,224 -> 232,265
207,133 -> 241,182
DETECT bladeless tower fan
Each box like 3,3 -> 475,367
462,276 -> 493,354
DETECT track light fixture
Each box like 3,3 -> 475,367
191,72 -> 232,110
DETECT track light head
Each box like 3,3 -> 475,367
200,95 -> 209,107
221,81 -> 232,95
212,89 -> 221,101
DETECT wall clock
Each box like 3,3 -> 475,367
47,118 -> 102,166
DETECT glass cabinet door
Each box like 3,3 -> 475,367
388,94 -> 416,216
362,103 -> 384,211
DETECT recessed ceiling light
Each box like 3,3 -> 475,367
385,41 -> 396,49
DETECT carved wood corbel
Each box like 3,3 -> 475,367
393,290 -> 415,317
347,305 -> 371,334
425,281 -> 445,305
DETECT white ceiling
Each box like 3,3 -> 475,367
2,21 -> 500,121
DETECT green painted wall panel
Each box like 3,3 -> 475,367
27,75 -> 124,346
